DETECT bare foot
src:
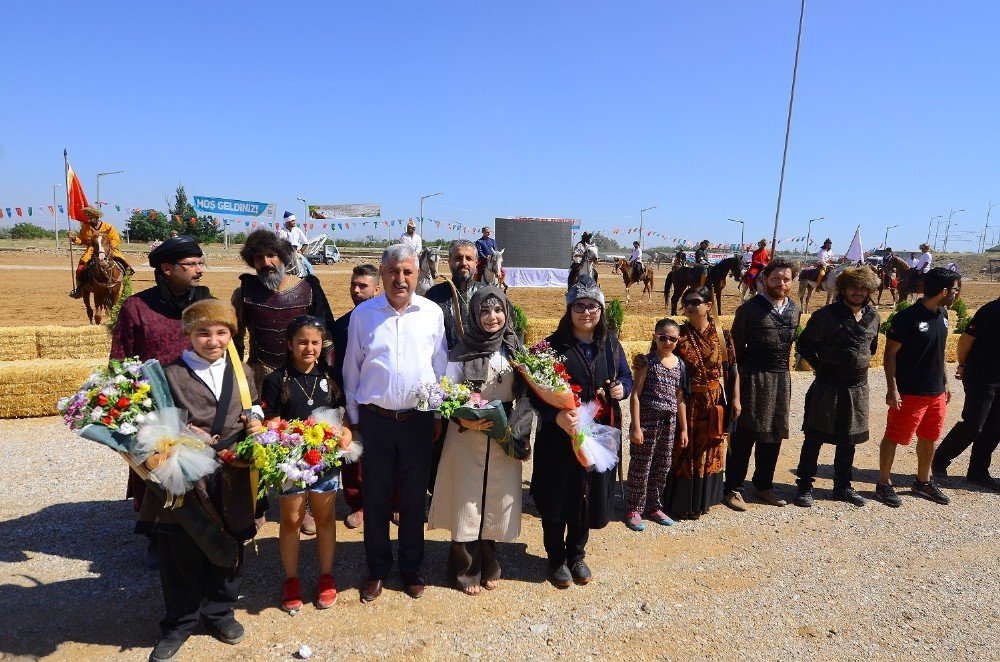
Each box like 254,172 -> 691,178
482,579 -> 499,591
462,585 -> 481,596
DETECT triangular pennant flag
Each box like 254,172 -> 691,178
16,208 -> 23,217
48,205 -> 54,216
845,227 -> 864,262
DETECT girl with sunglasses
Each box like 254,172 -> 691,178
260,316 -> 348,612
625,319 -> 688,531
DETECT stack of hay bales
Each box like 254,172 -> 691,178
0,325 -> 110,418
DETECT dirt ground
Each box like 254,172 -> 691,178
2,248 -> 999,327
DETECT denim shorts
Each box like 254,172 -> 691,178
281,470 -> 341,495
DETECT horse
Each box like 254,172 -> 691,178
612,258 -> 654,303
876,255 -> 911,306
479,248 -> 507,293
416,246 -> 440,295
663,255 -> 743,315
651,252 -> 667,269
78,231 -> 125,325
567,245 -> 599,289
797,260 -> 854,313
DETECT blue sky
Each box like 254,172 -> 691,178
3,1 -> 999,252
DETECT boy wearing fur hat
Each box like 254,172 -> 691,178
793,266 -> 881,507
68,205 -> 133,297
145,299 -> 263,662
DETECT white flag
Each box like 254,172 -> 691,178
844,227 -> 864,262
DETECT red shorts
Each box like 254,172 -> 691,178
884,393 -> 947,445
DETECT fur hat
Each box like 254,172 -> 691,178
82,206 -> 103,220
566,274 -> 605,308
181,298 -> 238,334
239,228 -> 296,268
835,266 -> 879,294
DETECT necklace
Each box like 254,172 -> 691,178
292,372 -> 319,406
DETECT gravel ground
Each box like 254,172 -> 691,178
2,369 -> 999,661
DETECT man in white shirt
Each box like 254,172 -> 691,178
278,211 -> 313,276
344,243 -> 447,603
629,240 -> 645,280
917,243 -> 933,273
816,238 -> 835,289
400,219 -> 423,254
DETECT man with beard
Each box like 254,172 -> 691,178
724,257 -> 801,511
793,267 -> 881,507
332,264 -> 381,529
111,235 -> 212,567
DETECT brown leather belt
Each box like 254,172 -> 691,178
363,403 -> 421,420
689,380 -> 721,393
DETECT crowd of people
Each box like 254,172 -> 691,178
104,227 -> 999,661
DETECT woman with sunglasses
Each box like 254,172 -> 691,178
625,318 -> 688,531
261,315 -> 348,612
530,275 -> 632,588
663,286 -> 741,520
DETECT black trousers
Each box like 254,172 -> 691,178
448,540 -> 500,589
795,439 -> 857,490
935,382 -> 1000,479
725,432 -> 782,493
156,525 -> 244,640
541,519 -> 589,570
358,407 -> 434,579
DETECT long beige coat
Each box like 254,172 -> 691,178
428,351 -> 522,543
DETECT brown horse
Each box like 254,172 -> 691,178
663,255 -> 743,315
612,258 -> 654,303
890,255 -> 926,302
78,232 -> 125,325
876,255 -> 911,306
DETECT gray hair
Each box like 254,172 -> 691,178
449,239 -> 477,258
382,243 -> 417,266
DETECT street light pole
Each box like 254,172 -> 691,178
53,184 -> 62,249
95,169 -> 125,216
639,205 -> 658,251
942,208 -> 964,252
295,196 -> 308,239
883,224 -> 899,249
926,215 -> 942,245
805,216 -> 824,257
981,201 -> 998,253
726,218 -> 745,249
419,192 -> 444,239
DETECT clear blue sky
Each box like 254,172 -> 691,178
3,1 -> 999,252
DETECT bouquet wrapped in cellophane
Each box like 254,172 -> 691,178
510,340 -> 620,472
414,376 -> 472,419
131,407 -> 219,503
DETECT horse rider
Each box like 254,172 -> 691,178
475,226 -> 498,281
68,205 -> 133,298
693,239 -> 711,287
906,243 -> 933,291
400,219 -> 423,254
277,211 -> 314,276
629,241 -> 645,280
745,239 -> 770,292
570,231 -> 597,282
881,247 -> 899,302
671,250 -> 688,271
815,238 -> 835,290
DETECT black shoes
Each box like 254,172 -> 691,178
549,564 -> 573,589
149,636 -> 187,662
912,479 -> 950,505
967,473 -> 1000,492
205,619 -> 245,645
832,487 -> 867,507
875,482 -> 902,508
793,488 -> 814,508
570,560 -> 592,585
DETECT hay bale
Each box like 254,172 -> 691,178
0,326 -> 39,361
0,358 -> 105,418
35,325 -> 112,360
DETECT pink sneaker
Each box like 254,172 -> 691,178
625,511 -> 646,531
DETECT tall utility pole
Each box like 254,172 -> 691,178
770,0 -> 808,257
53,184 -> 62,249
95,170 -> 125,215
981,201 -> 998,253
926,215 -> 942,245
883,224 -> 899,249
639,205 -> 658,250
942,208 -> 964,252
295,196 -> 308,239
419,192 -> 444,238
805,216 -> 824,256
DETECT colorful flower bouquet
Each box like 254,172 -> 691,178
510,341 -> 620,472
414,376 -> 473,419
234,407 -> 359,498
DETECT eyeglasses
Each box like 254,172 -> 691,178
655,334 -> 679,342
174,260 -> 206,269
571,303 -> 602,314
683,298 -> 705,307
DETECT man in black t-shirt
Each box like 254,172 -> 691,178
877,267 -> 960,507
933,296 -> 1000,491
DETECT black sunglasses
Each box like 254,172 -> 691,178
683,298 -> 706,307
290,315 -> 326,330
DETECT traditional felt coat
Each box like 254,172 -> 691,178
530,333 -> 632,529
797,300 -> 880,444
731,294 -> 801,443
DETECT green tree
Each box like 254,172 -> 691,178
591,231 -> 622,252
126,210 -> 172,242
125,184 -> 223,244
11,222 -> 55,239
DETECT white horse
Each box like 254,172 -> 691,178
569,245 -> 599,288
479,248 -> 507,292
416,246 -> 440,295
798,260 -> 855,313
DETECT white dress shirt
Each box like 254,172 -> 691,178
400,232 -> 422,254
279,225 -> 309,249
181,349 -> 264,418
817,248 -> 834,265
918,251 -> 933,272
630,247 -> 642,262
343,292 -> 448,424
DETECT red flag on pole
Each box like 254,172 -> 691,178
65,159 -> 90,223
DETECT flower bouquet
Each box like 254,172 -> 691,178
510,341 -> 620,472
131,407 -> 219,502
414,376 -> 472,419
235,407 -> 357,498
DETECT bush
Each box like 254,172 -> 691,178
11,222 -> 55,240
951,298 -> 968,320
956,316 -> 971,334
511,303 -> 528,335
606,298 -> 625,332
228,232 -> 248,245
879,299 -> 912,334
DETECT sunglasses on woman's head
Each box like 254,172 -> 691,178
290,315 -> 325,329
655,334 -> 679,342
683,298 -> 705,307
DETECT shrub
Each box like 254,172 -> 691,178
879,299 -> 912,334
951,298 -> 968,320
11,222 -> 55,240
511,303 -> 528,335
606,298 -> 625,333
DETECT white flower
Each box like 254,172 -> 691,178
114,374 -> 128,384
142,398 -> 152,408
134,413 -> 146,424
119,422 -> 137,435
91,407 -> 104,421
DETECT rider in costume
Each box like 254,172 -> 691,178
68,206 -> 133,298
816,238 -> 835,290
694,240 -> 711,287
744,239 -> 770,293
570,231 -> 598,283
